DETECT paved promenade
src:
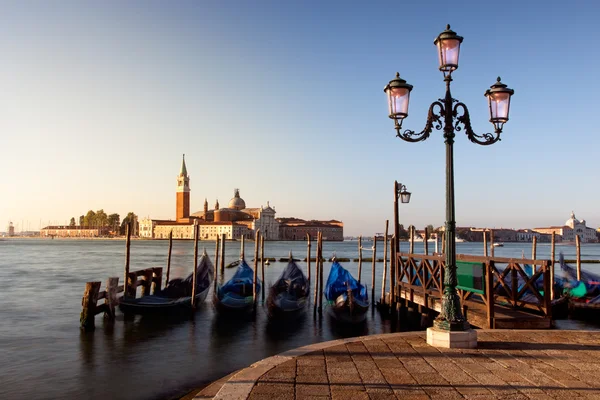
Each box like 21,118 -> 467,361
195,330 -> 600,400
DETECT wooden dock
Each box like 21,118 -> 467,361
390,252 -> 553,329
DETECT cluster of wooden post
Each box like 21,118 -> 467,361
313,232 -> 324,315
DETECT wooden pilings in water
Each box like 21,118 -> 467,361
381,220 -> 389,305
313,231 -> 324,315
490,230 -> 495,257
357,236 -> 362,283
483,230 -> 488,257
423,227 -> 429,255
220,233 -> 225,275
371,235 -> 376,305
124,221 -> 131,296
531,236 -> 537,274
252,231 -> 259,308
191,223 -> 199,308
166,230 -> 173,285
576,234 -> 581,281
409,226 -> 415,254
550,232 -> 556,299
306,234 -> 311,281
81,281 -> 102,331
260,233 -> 265,301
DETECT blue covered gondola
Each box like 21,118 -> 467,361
266,254 -> 309,319
324,260 -> 369,323
213,258 -> 260,313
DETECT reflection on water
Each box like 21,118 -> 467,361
1,239 -> 600,400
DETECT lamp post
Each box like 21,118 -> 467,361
392,181 -> 411,309
384,25 -> 514,336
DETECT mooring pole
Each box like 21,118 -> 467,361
260,233 -> 265,301
191,223 -> 199,308
166,230 -> 173,286
306,233 -> 311,281
381,220 -> 389,305
490,229 -> 495,257
483,229 -> 488,257
550,232 -> 556,299
531,235 -> 538,273
423,227 -> 429,255
214,235 -> 219,288
318,231 -> 324,314
576,234 -> 581,281
220,233 -> 225,275
241,234 -> 245,259
409,226 -> 415,254
390,235 -> 396,308
357,236 -> 363,283
371,235 -> 376,305
124,221 -> 132,297
253,230 -> 260,308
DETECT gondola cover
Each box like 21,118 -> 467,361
324,261 -> 368,302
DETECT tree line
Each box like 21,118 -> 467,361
69,210 -> 138,235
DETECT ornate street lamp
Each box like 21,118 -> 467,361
384,25 -> 514,335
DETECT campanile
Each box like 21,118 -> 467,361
176,154 -> 190,222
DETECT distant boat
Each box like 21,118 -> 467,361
492,243 -> 504,247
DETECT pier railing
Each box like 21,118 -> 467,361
395,252 -> 552,328
80,267 -> 163,331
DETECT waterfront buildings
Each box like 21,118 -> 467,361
7,222 -> 14,237
533,212 -> 597,243
139,155 -> 344,240
40,225 -> 110,238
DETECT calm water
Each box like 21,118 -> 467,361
1,239 -> 600,400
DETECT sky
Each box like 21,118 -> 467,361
1,0 -> 599,236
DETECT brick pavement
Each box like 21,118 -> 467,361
200,330 -> 600,400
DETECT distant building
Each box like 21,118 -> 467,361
278,218 -> 343,241
40,225 -> 110,238
7,222 -> 14,237
534,212 -> 597,243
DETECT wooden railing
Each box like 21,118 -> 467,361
395,252 -> 552,328
80,267 -> 163,331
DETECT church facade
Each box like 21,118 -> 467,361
139,155 -> 283,240
533,212 -> 597,243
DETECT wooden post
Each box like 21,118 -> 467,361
483,230 -> 488,257
214,235 -> 219,288
576,234 -> 581,281
409,226 -> 415,254
241,234 -> 245,259
253,230 -> 260,307
441,232 -> 446,254
124,222 -> 132,297
80,281 -> 101,331
531,236 -> 538,274
550,232 -> 556,299
260,233 -> 265,301
306,233 -> 311,281
391,235 -> 396,307
313,238 -> 320,315
191,223 -> 199,308
105,277 -> 119,321
381,220 -> 389,305
220,233 -> 225,274
357,236 -> 362,283
319,231 -> 324,314
166,230 -> 173,286
423,227 -> 429,255
371,235 -> 376,305
434,233 -> 439,255
151,267 -> 163,294
490,229 -> 495,257
485,261 -> 495,329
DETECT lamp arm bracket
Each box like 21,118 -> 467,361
453,102 -> 501,146
396,101 -> 444,143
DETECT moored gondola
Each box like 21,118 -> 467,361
119,251 -> 213,315
324,260 -> 369,323
266,252 -> 309,319
213,258 -> 260,313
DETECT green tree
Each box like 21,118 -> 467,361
426,224 -> 435,239
79,215 -> 84,226
121,212 -> 138,235
398,224 -> 409,240
83,210 -> 96,227
69,217 -> 76,227
108,213 -> 120,232
95,209 -> 108,227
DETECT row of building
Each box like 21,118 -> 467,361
137,156 -> 343,241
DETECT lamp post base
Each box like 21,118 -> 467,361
426,327 -> 477,349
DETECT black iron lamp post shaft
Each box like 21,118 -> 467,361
384,25 -> 514,332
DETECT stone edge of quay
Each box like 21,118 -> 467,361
197,329 -> 598,400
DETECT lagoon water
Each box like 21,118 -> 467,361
2,239 -> 600,400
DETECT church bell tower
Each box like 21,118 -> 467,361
176,154 -> 190,222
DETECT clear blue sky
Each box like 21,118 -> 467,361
1,0 -> 599,235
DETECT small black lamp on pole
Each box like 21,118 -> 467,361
384,25 -> 514,345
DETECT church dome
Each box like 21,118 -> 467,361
228,189 -> 246,210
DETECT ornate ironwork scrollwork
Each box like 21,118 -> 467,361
395,101 -> 444,143
453,102 -> 501,146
